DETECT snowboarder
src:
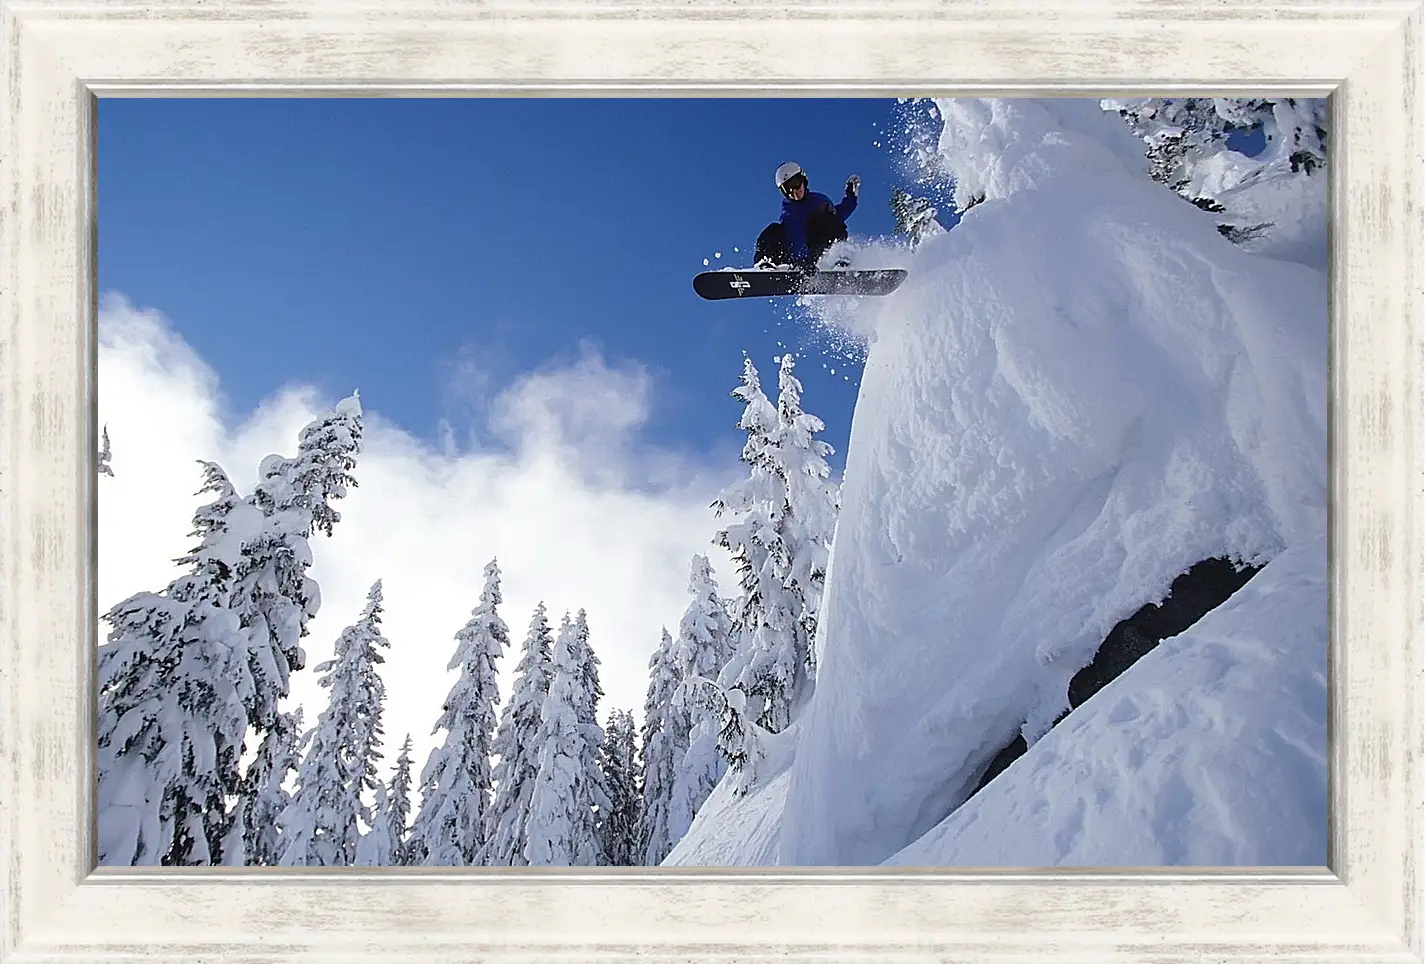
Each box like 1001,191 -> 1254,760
753,161 -> 860,270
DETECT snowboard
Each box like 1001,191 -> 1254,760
693,267 -> 907,301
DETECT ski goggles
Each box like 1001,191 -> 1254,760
781,173 -> 808,192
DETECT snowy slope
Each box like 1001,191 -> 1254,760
883,532 -> 1327,867
1213,168 -> 1327,272
667,98 -> 1327,867
663,726 -> 796,866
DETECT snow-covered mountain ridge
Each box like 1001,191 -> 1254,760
667,98 -> 1327,867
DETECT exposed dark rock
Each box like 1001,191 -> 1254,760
1218,221 -> 1275,244
972,733 -> 1027,795
968,555 -> 1265,798
1067,556 -> 1263,709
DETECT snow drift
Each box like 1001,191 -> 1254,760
667,98 -> 1327,868
883,532 -> 1327,867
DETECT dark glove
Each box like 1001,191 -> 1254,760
845,174 -> 861,197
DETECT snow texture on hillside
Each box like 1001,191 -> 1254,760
663,726 -> 795,866
667,98 -> 1327,868
883,532 -> 1327,867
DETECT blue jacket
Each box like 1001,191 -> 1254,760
781,190 -> 857,259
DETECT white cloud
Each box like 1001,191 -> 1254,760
96,292 -> 741,787
493,343 -> 649,456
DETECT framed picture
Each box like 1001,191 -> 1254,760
2,1 -> 1420,961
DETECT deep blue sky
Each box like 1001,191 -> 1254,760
98,98 -> 953,475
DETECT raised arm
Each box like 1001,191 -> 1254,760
837,174 -> 860,219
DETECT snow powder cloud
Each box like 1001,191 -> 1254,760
96,291 -> 740,786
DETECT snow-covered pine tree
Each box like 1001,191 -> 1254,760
570,609 -> 603,725
1218,98 -> 1326,175
712,354 -> 839,775
96,462 -> 257,866
666,554 -> 734,842
276,580 -> 391,867
768,352 -> 840,683
407,559 -> 509,867
671,555 -> 734,701
569,609 -> 612,864
523,614 -> 608,866
889,187 -> 944,246
597,709 -> 643,866
714,685 -> 758,787
385,735 -> 414,865
709,357 -> 779,783
710,357 -> 776,652
638,627 -> 686,865
282,390 -> 364,538
220,707 -> 305,866
1106,97 -> 1328,245
1109,98 -> 1235,198
98,425 -> 114,477
484,601 -> 554,866
353,782 -> 394,867
228,393 -> 363,739
353,737 -> 412,866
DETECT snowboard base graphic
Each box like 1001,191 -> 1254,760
693,268 -> 907,301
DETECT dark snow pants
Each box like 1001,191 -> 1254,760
754,209 -> 849,268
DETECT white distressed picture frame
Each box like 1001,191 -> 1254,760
2,0 -> 1420,961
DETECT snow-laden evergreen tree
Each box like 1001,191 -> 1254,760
597,709 -> 643,866
568,609 -> 613,864
570,609 -> 603,725
407,559 -> 509,866
221,707 -> 305,866
228,393 -> 363,740
1108,98 -> 1236,198
353,782 -> 394,866
708,357 -> 778,781
666,554 -> 734,842
671,555 -> 734,699
484,601 -> 554,866
353,737 -> 412,866
1216,98 -> 1326,174
98,425 -> 114,477
1106,97 -> 1328,246
638,627 -> 686,865
712,354 -> 839,782
890,187 -> 944,246
523,614 -> 609,866
276,580 -> 391,867
710,356 -> 777,647
96,462 -> 257,866
385,735 -> 414,865
767,352 -> 840,680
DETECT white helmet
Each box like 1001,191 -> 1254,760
775,160 -> 806,196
